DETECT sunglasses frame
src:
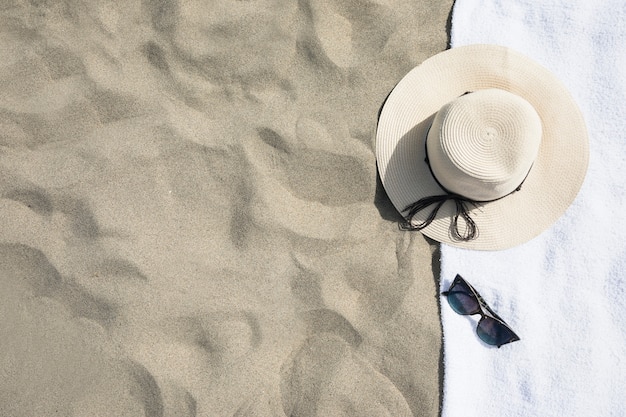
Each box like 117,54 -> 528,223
442,274 -> 520,348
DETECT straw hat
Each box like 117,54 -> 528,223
376,44 -> 588,250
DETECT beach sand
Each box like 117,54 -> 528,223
0,1 -> 453,415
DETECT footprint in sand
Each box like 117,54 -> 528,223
70,359 -> 181,417
242,119 -> 375,242
3,187 -> 54,216
147,0 -> 297,86
299,309 -> 363,348
280,334 -> 412,417
0,243 -> 116,325
161,311 -> 262,365
299,0 -> 395,68
0,243 -> 165,417
251,122 -> 372,207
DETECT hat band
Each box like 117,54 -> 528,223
400,132 -> 531,241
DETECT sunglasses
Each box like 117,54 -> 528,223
442,274 -> 520,348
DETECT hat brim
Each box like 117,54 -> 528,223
376,44 -> 589,250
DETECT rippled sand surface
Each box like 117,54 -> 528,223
0,1 -> 452,415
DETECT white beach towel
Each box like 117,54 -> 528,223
441,1 -> 626,416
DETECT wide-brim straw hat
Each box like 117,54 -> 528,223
376,44 -> 589,250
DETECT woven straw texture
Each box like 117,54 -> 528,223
376,44 -> 588,250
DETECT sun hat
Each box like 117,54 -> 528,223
376,44 -> 589,250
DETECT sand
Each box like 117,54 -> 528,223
0,1 -> 452,416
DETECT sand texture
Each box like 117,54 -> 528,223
0,1 -> 452,416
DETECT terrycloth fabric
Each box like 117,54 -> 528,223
441,1 -> 626,416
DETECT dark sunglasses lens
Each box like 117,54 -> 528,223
446,290 -> 480,315
477,317 -> 518,347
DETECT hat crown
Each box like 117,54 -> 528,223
426,89 -> 542,201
